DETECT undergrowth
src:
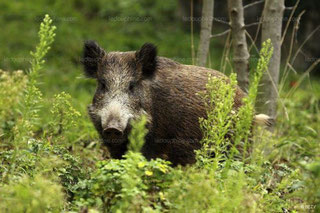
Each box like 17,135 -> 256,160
0,15 -> 319,213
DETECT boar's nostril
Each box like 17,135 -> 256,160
103,127 -> 123,138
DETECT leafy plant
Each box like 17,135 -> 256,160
197,40 -> 273,166
74,116 -> 172,212
0,174 -> 64,213
0,15 -> 87,211
49,92 -> 81,147
128,115 -> 148,152
0,70 -> 27,138
13,14 -> 56,145
196,73 -> 237,168
234,39 -> 273,160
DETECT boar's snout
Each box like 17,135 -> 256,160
102,123 -> 124,138
99,101 -> 133,140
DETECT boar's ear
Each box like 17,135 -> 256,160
136,43 -> 157,78
83,40 -> 106,78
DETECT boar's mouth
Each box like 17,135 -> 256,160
101,123 -> 132,144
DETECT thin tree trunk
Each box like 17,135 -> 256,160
228,0 -> 250,93
259,0 -> 285,126
197,0 -> 214,67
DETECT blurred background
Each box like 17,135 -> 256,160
0,0 -> 319,107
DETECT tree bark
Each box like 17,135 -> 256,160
259,0 -> 285,125
228,0 -> 250,93
197,0 -> 214,67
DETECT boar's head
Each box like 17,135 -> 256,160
83,41 -> 156,147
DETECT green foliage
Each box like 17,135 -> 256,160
0,15 -> 92,211
29,14 -> 56,82
300,159 -> 320,211
13,14 -> 56,145
197,39 -> 273,166
49,92 -> 81,146
234,39 -> 274,159
165,167 -> 252,213
0,174 -> 64,213
0,3 -> 319,213
74,116 -> 172,212
196,73 -> 237,167
0,70 -> 27,138
128,115 -> 148,152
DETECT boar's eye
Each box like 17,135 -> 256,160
129,81 -> 136,92
98,80 -> 107,91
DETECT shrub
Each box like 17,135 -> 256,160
13,14 -> 56,145
196,73 -> 237,168
0,70 -> 27,139
0,15 -> 88,211
73,116 -> 173,212
0,174 -> 64,213
49,92 -> 81,147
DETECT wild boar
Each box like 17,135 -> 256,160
82,41 -> 268,166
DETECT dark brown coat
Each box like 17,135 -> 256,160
83,41 -> 245,166
141,57 -> 245,165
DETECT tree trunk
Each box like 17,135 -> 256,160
259,0 -> 285,126
197,0 -> 214,67
228,0 -> 250,93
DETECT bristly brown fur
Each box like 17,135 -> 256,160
83,42 -> 245,166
